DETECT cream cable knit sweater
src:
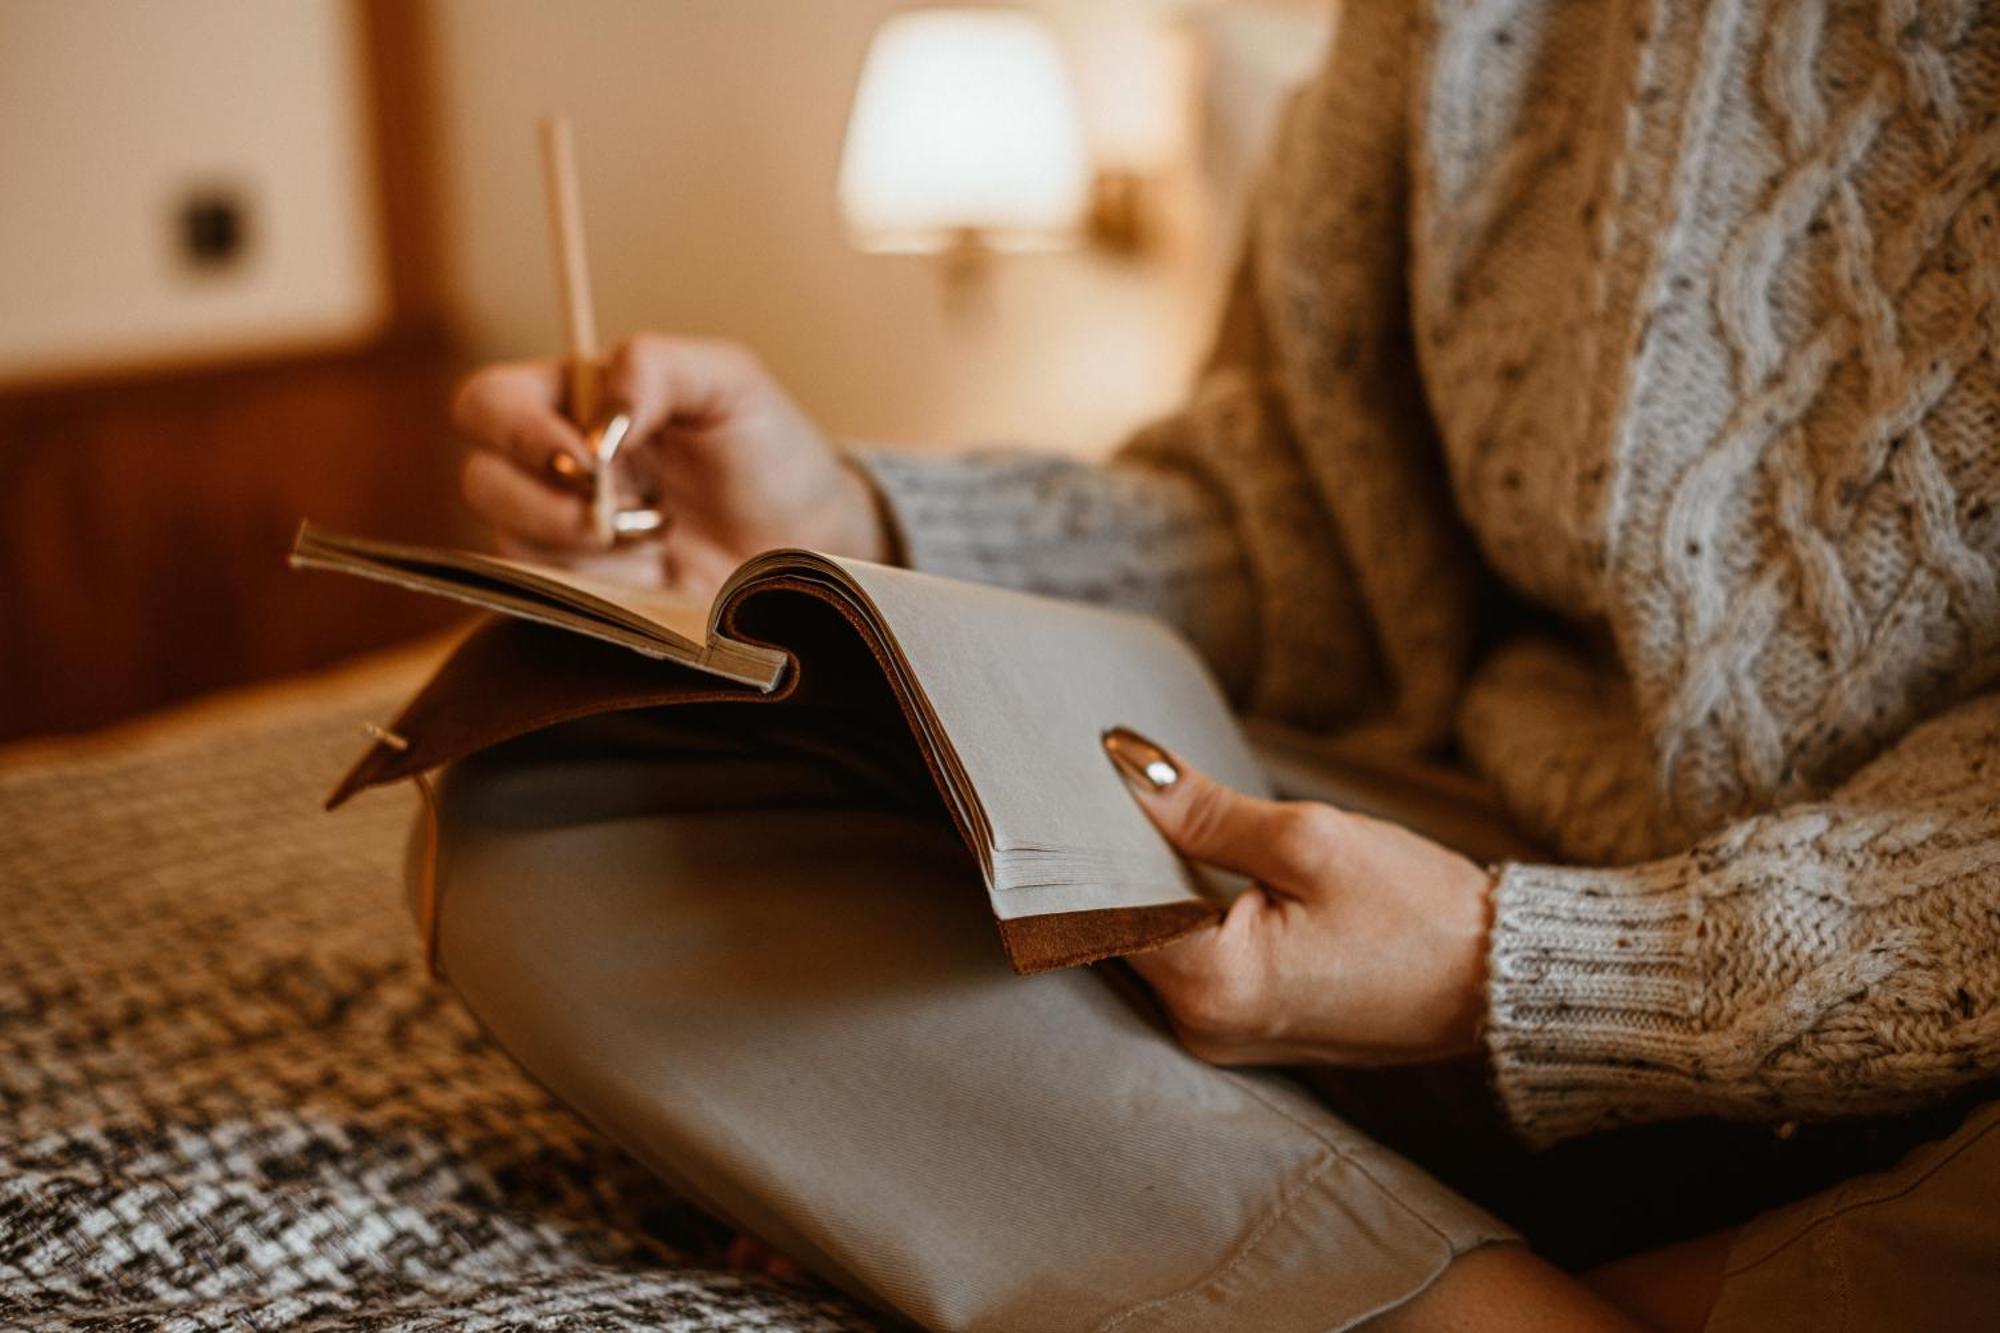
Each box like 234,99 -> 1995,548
857,0 -> 2000,1147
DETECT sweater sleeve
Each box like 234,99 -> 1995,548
1486,689 -> 2000,1147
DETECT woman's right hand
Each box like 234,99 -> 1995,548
452,334 -> 891,598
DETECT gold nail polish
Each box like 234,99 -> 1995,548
1102,726 -> 1180,791
547,450 -> 594,494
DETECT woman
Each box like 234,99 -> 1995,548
450,3 -> 2000,1328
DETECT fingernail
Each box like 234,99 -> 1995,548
1102,726 -> 1179,791
546,450 -> 595,495
548,450 -> 590,480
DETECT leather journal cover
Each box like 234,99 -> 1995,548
295,524 -> 1269,974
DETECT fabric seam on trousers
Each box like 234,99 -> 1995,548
1089,1147 -> 1342,1333
1219,1069 -> 1458,1246
1721,1107 -> 2000,1279
1091,1071 -> 1461,1331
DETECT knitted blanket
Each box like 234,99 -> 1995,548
0,645 -> 881,1331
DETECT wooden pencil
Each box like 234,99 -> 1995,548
539,114 -> 601,430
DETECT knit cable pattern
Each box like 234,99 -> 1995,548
860,0 -> 2000,1144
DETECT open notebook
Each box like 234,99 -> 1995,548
293,523 -> 1268,974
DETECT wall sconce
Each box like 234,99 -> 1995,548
839,7 -> 1147,305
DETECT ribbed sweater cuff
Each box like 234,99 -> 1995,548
1485,859 -> 1710,1147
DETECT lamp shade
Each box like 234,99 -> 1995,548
838,8 -> 1091,253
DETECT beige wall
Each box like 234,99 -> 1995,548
0,0 -> 1326,454
0,0 -> 384,383
426,0 -> 1230,457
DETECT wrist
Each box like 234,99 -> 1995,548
826,454 -> 897,564
1444,861 -> 1498,1056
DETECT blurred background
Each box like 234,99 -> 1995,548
0,0 -> 1328,742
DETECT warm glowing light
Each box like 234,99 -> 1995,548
838,8 -> 1091,254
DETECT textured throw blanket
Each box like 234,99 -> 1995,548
0,647 -> 881,1331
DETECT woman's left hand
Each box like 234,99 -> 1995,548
1102,727 -> 1496,1067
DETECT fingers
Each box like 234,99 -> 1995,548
1101,726 -> 1301,1060
453,337 -> 767,477
452,333 -> 777,558
1101,726 -> 1335,890
452,360 -> 593,478
461,450 -> 595,549
603,334 -> 764,440
1122,887 -> 1280,1063
454,356 -> 643,552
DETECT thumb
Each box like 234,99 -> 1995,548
1102,726 -> 1297,884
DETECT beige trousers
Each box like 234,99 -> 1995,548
424,724 -> 1998,1331
425,731 -> 1512,1332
